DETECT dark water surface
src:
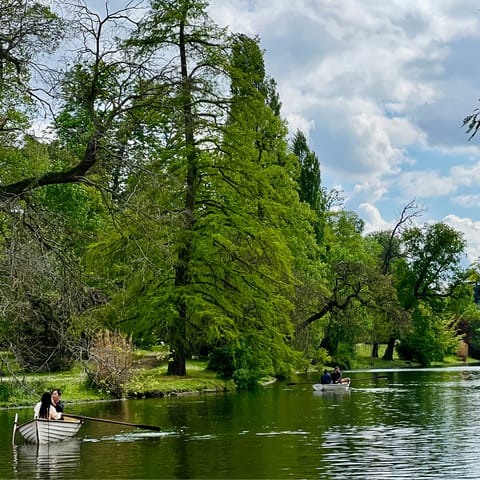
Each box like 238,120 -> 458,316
2,366 -> 480,479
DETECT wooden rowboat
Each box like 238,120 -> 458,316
13,414 -> 82,445
313,378 -> 351,391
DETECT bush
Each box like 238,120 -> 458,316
207,345 -> 236,380
311,347 -> 331,367
84,330 -> 133,397
4,297 -> 77,372
396,304 -> 459,366
207,337 -> 271,389
0,382 -> 12,402
330,342 -> 354,370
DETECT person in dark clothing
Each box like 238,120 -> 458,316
321,369 -> 332,384
52,389 -> 65,413
331,366 -> 342,384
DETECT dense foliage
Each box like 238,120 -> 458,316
0,0 -> 477,383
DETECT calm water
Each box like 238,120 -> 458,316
2,367 -> 480,479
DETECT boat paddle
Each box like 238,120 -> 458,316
286,375 -> 388,386
64,414 -> 161,431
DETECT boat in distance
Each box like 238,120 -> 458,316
313,378 -> 351,391
12,414 -> 82,445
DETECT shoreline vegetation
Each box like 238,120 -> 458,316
0,345 -> 474,410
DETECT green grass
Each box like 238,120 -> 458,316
126,359 -> 235,396
351,343 -> 474,369
351,343 -> 412,369
1,345 -> 474,409
0,356 -> 234,408
0,365 -> 107,408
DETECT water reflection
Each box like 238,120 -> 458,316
319,421 -> 480,479
313,389 -> 351,398
4,367 -> 480,479
13,439 -> 80,479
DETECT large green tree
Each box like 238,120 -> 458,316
291,130 -> 325,241
297,211 -> 387,363
0,1 -> 141,369
0,0 -> 64,142
216,33 -> 316,380
89,9 -> 315,381
366,200 -> 422,359
394,222 -> 466,364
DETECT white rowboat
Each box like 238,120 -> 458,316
13,414 -> 82,445
313,378 -> 351,391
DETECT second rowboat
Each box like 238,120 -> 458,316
312,378 -> 351,391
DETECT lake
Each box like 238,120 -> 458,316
2,366 -> 480,479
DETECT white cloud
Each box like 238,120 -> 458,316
358,203 -> 392,234
285,113 -> 315,141
348,178 -> 390,206
444,214 -> 480,262
428,143 -> 480,159
450,163 -> 480,187
453,193 -> 480,208
209,1 -> 480,206
397,171 -> 458,199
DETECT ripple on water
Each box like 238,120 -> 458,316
315,422 -> 480,479
256,430 -> 310,436
83,430 -> 172,443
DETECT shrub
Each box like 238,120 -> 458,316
208,337 -> 270,389
330,342 -> 354,370
84,330 -> 133,397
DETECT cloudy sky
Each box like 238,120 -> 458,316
207,0 -> 480,263
88,1 -> 480,263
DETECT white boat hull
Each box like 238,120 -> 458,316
313,379 -> 351,391
15,417 -> 82,444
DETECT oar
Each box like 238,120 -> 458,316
286,382 -> 320,385
64,414 -> 161,431
356,375 -> 389,381
286,375 -> 388,386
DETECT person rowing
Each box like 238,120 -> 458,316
52,388 -> 65,413
331,366 -> 342,384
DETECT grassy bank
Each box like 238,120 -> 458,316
351,343 -> 474,369
0,345 -> 474,409
125,358 -> 236,399
0,354 -> 235,409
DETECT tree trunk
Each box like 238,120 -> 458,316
319,330 -> 337,356
383,337 -> 396,361
167,346 -> 187,376
166,15 -> 198,377
371,342 -> 379,358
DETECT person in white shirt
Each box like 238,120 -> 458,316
34,392 -> 63,420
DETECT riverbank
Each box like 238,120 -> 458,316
0,354 -> 236,409
0,348 -> 473,409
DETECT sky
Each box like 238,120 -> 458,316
87,0 -> 480,263
206,0 -> 480,264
